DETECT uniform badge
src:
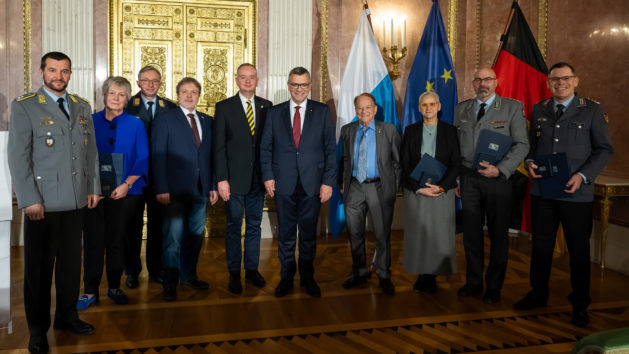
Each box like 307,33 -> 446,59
38,94 -> 46,104
490,120 -> 507,125
78,117 -> 88,125
158,99 -> 165,108
536,131 -> 541,137
40,116 -> 54,125
538,117 -> 548,122
84,136 -> 89,146
134,97 -> 140,106
45,132 -> 55,147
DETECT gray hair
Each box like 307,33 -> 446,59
418,91 -> 440,104
137,65 -> 162,80
288,66 -> 310,81
102,76 -> 132,102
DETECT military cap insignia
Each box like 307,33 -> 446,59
38,94 -> 47,104
134,97 -> 140,106
16,92 -> 36,102
158,99 -> 165,108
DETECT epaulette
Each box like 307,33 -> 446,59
584,97 -> 600,105
70,93 -> 91,105
16,92 -> 36,102
540,98 -> 552,105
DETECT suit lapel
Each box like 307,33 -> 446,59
301,101 -> 314,141
348,122 -> 358,169
282,102 -> 295,148
556,94 -> 579,124
37,87 -> 71,124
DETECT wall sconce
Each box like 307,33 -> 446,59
381,17 -> 407,80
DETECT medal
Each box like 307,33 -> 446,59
45,132 -> 55,147
84,136 -> 89,146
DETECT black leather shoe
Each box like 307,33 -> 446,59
379,278 -> 395,295
572,309 -> 590,327
163,285 -> 177,301
245,270 -> 266,288
53,317 -> 94,335
482,289 -> 501,304
181,278 -> 209,290
300,278 -> 322,298
28,334 -> 49,353
415,274 -> 437,293
275,278 -> 294,298
228,272 -> 242,294
514,292 -> 547,310
457,284 -> 483,297
125,274 -> 139,289
342,275 -> 368,289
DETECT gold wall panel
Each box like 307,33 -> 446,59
109,0 -> 256,114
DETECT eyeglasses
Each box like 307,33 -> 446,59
288,82 -> 311,89
548,76 -> 576,83
420,102 -> 438,108
473,77 -> 496,84
139,79 -> 161,85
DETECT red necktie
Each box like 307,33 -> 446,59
188,113 -> 201,148
293,106 -> 301,148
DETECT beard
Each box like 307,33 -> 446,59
44,78 -> 69,94
475,88 -> 491,99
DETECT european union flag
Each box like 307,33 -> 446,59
402,0 -> 457,129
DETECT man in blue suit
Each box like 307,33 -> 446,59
151,77 -> 218,301
260,67 -> 336,298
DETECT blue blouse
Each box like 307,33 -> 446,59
92,109 -> 149,195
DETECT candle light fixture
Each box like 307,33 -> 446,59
381,16 -> 407,80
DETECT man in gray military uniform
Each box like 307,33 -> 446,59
454,67 -> 529,304
8,51 -> 100,353
514,62 -> 613,327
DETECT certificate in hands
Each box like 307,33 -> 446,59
99,153 -> 124,197
535,152 -> 571,199
410,153 -> 447,188
472,129 -> 513,169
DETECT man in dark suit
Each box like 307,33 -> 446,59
453,67 -> 529,304
514,62 -> 613,327
125,65 -> 177,288
260,67 -> 336,298
213,63 -> 272,294
339,93 -> 401,295
151,77 -> 218,301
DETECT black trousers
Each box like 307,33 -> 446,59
83,195 -> 141,293
24,209 -> 83,337
530,196 -> 593,310
460,169 -> 512,291
125,186 -> 164,278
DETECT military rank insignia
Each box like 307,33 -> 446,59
69,95 -> 78,103
158,99 -> 165,108
38,94 -> 46,104
134,97 -> 140,106
40,116 -> 54,125
45,132 -> 54,147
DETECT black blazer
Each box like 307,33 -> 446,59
213,94 -> 272,194
400,120 -> 460,192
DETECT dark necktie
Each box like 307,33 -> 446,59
356,126 -> 369,182
246,100 -> 255,136
188,113 -> 201,148
477,102 -> 486,121
147,101 -> 154,121
556,104 -> 565,120
57,97 -> 69,119
293,106 -> 301,148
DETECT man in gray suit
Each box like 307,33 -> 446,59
514,62 -> 613,327
454,67 -> 529,304
8,51 -> 100,353
339,93 -> 401,295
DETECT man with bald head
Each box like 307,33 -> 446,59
453,67 -> 529,304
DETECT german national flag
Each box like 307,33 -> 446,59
492,1 -> 551,233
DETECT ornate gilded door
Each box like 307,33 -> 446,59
109,0 -> 256,114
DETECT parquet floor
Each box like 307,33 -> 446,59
1,230 -> 629,353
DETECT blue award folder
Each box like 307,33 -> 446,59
535,152 -> 571,199
99,153 -> 124,196
472,129 -> 513,169
410,153 -> 448,188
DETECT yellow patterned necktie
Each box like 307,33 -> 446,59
246,100 -> 255,136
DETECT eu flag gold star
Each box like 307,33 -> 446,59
425,81 -> 435,92
441,68 -> 453,84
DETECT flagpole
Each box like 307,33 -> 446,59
492,0 -> 518,67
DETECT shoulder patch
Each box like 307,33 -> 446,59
70,94 -> 91,105
16,92 -> 36,102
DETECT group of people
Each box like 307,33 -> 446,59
7,51 -> 612,354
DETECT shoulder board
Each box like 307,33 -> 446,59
16,92 -> 36,102
70,94 -> 91,105
584,97 -> 600,105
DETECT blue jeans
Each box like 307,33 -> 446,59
162,194 -> 208,286
225,185 -> 264,272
